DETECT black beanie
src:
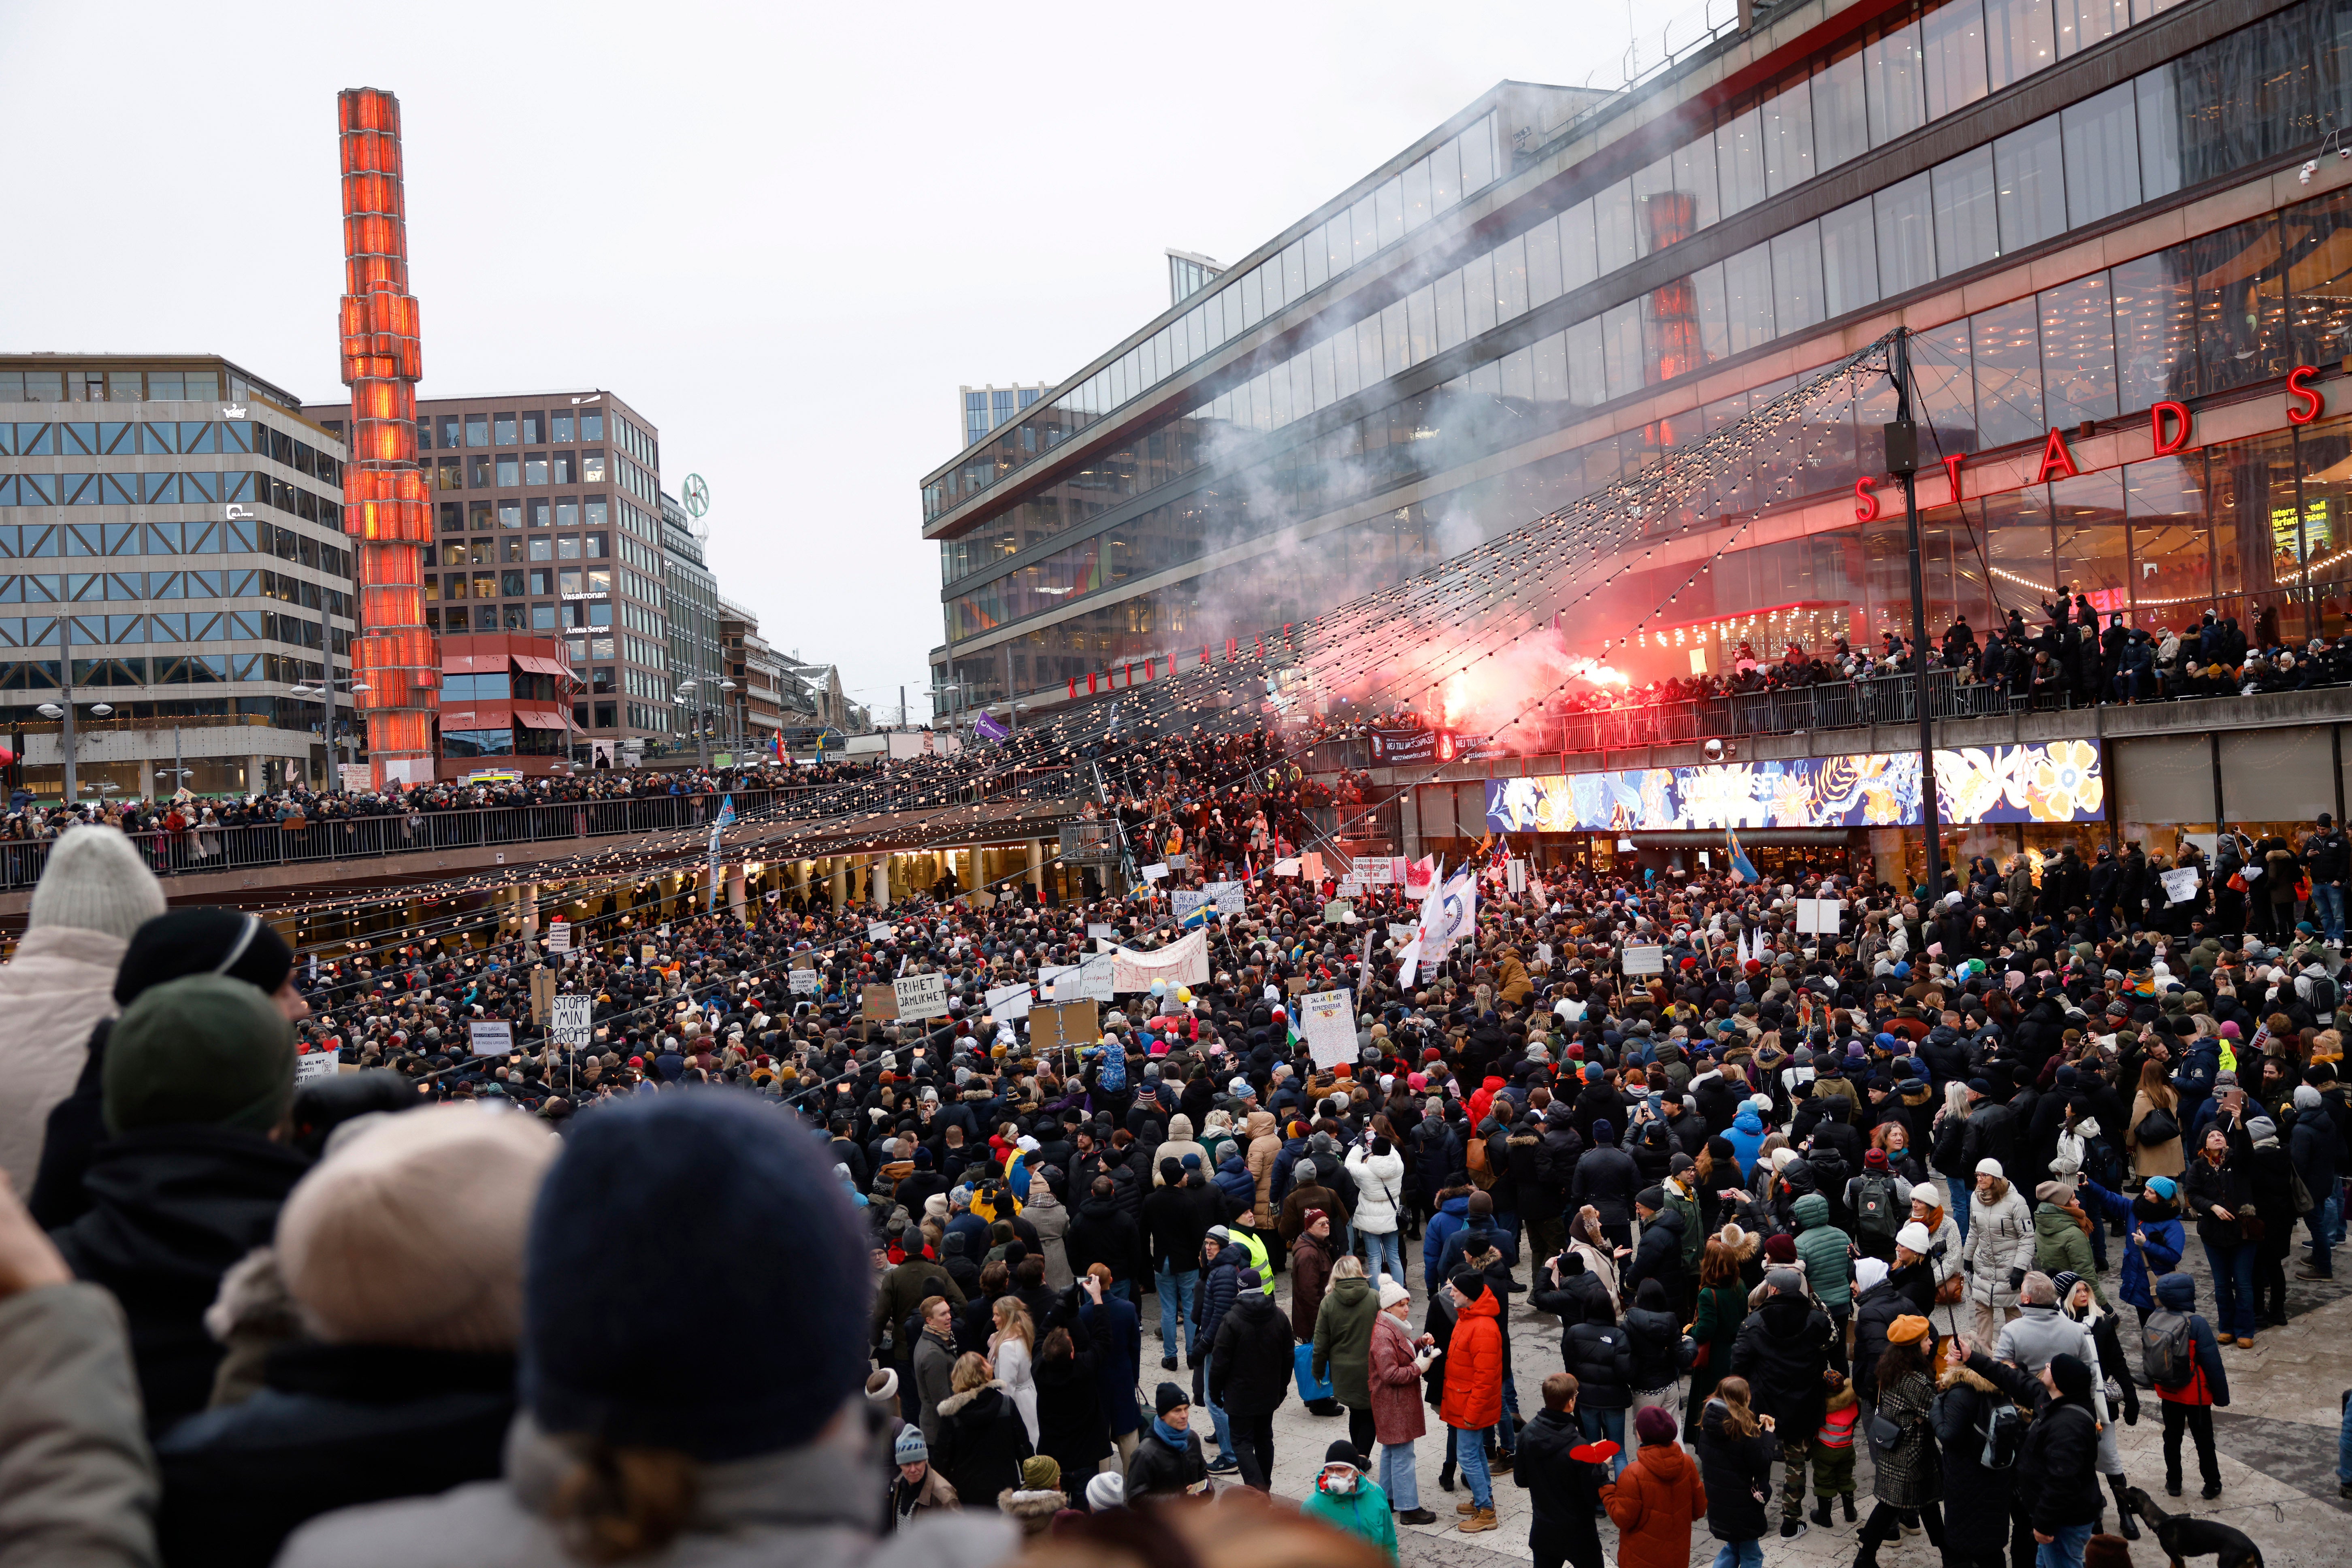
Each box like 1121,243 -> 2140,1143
2049,1352 -> 2095,1403
115,909 -> 295,1006
1156,1380 -> 1189,1416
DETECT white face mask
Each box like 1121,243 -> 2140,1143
1323,1469 -> 1355,1493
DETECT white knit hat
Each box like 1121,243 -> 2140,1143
1378,1278 -> 1411,1309
29,826 -> 166,942
277,1104 -> 558,1352
1895,1221 -> 1933,1255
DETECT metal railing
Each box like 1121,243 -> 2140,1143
0,764 -> 1083,894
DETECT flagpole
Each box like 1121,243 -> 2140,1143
1887,327 -> 1946,902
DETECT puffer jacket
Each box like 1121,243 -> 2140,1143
1192,1239 -> 1244,1349
0,924 -> 130,1193
1930,1360 -> 2020,1554
1563,1317 -> 1634,1410
1366,1306 -> 1427,1445
1437,1285 -> 1504,1430
1620,1283 -> 1683,1393
0,1282 -> 157,1568
1601,1438 -> 1707,1568
1153,1114 -> 1206,1185
1343,1143 -> 1406,1236
1790,1192 -> 1852,1309
1960,1182 -> 2035,1307
1311,1274 -> 1380,1408
1724,1106 -> 1767,1178
1994,1301 -> 2094,1379
2032,1202 -> 2104,1308
1730,1292 -> 1839,1436
1242,1110 -> 1281,1215
2079,1178 -> 2182,1313
1695,1397 -> 1778,1543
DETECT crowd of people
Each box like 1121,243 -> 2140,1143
1552,597 -> 2352,722
0,710 -> 2343,1568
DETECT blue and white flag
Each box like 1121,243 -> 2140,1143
1728,829 -> 1759,884
1418,868 -> 1477,962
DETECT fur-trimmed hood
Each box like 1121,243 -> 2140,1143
1937,1361 -> 2001,1395
995,1487 -> 1067,1524
937,1379 -> 1008,1418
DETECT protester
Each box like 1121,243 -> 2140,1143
1300,1440 -> 1398,1564
1695,1375 -> 1779,1568
1366,1277 -> 1438,1526
1600,1406 -> 1706,1568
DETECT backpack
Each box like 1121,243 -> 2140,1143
1977,1399 -> 2024,1470
1855,1174 -> 1900,1238
1466,1130 -> 1498,1190
2311,972 -> 2338,1021
1095,1046 -> 1127,1094
2141,1309 -> 2194,1389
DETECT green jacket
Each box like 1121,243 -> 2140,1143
1792,1192 -> 1853,1307
1312,1275 -> 1381,1409
2032,1203 -> 2107,1308
1664,1176 -> 1704,1272
1302,1475 -> 1397,1562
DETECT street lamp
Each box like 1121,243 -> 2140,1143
37,694 -> 111,803
288,677 -> 371,790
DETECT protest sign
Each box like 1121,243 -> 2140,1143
1202,881 -> 1244,915
294,1051 -> 342,1084
1358,857 -> 1394,886
1029,999 -> 1099,1055
867,922 -> 894,944
986,981 -> 1035,1021
1323,899 -> 1355,925
1141,862 -> 1169,881
1301,851 -> 1325,882
1087,922 -> 1113,941
1619,945 -> 1666,976
1298,989 -> 1357,1069
2162,865 -> 2201,904
861,983 -> 899,1020
550,995 -> 593,1048
788,968 -> 822,995
894,972 -> 949,1022
545,920 -> 571,953
1272,857 -> 1301,876
467,1021 -> 513,1057
1171,890 -> 1212,924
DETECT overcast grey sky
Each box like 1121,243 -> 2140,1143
0,2 -> 1637,722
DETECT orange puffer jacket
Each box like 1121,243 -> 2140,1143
1438,1287 -> 1503,1430
1602,1440 -> 1709,1568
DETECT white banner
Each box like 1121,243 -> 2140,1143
1109,928 -> 1210,992
468,1021 -> 513,1056
894,972 -> 950,1021
550,994 -> 593,1048
1299,989 -> 1357,1069
294,1050 -> 341,1084
1358,857 -> 1395,886
1620,944 -> 1666,976
788,968 -> 822,995
2162,866 -> 2201,904
986,981 -> 1035,1021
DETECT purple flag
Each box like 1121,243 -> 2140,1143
974,710 -> 1010,744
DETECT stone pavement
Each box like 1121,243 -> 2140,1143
1133,1224 -> 2352,1568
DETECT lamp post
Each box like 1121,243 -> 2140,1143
289,677 -> 373,790
1883,326 -> 1945,901
36,685 -> 111,808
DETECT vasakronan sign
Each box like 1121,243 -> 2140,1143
1485,740 -> 2104,833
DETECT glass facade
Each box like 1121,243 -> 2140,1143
932,0 -> 2352,707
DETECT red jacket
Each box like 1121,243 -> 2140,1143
1438,1287 -> 1503,1430
1602,1441 -> 1707,1568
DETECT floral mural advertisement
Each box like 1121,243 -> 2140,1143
1483,740 -> 2104,833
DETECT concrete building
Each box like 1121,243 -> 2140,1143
305,387 -> 671,758
434,631 -> 576,778
1,353 -> 358,800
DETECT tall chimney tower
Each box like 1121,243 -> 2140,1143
336,87 -> 437,787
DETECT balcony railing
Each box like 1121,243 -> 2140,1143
0,764 -> 1083,894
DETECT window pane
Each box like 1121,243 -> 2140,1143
1760,75 -> 1814,195
1932,145 -> 1998,277
1715,107 -> 1766,217
2192,216 -> 2287,394
1594,181 -> 1638,275
1770,223 -> 1826,336
1525,218 -> 1565,305
1874,172 -> 1936,298
2062,82 -> 2140,228
1721,241 -> 1777,356
1984,0 -> 2056,91
2126,452 -> 2215,617
1913,318 -> 1979,450
1971,297 -> 2045,446
2056,0 -> 2131,60
1814,37 -> 1869,171
1994,117 -> 2066,254
1866,13 -> 1927,147
2040,273 -> 2119,427
2285,187 -> 2352,365
1560,201 -> 1600,291
1565,318 -> 1607,405
1923,0 -> 1991,120
2135,69 -> 2182,202
1601,301 -> 1645,399
1821,196 -> 1881,318
2110,245 -> 2199,411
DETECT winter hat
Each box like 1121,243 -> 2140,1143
1895,1222 -> 1933,1256
2036,1180 -> 2073,1206
1632,1406 -> 1678,1445
2048,1351 -> 2095,1402
114,908 -> 296,1006
1765,1266 -> 1804,1295
2082,1535 -> 2134,1568
2051,1270 -> 2084,1303
28,825 -> 166,942
277,1103 -> 558,1352
103,974 -> 294,1136
1237,1267 -> 1264,1291
2143,1175 -> 2177,1200
1764,1234 -> 1798,1264
894,1425 -> 929,1466
1864,1147 -> 1890,1171
2245,1115 -> 2278,1143
1323,1439 -> 1362,1469
522,1093 -> 869,1463
1590,1118 -> 1614,1146
1975,1157 -> 2005,1178
1378,1278 -> 1410,1309
1855,1257 -> 1889,1293
1155,1380 -> 1190,1416
1635,1185 -> 1666,1213
2295,1084 -> 2324,1111
1085,1472 -> 1126,1510
1887,1314 -> 1931,1345
1021,1455 -> 1061,1490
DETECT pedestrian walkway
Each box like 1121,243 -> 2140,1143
1237,1228 -> 2349,1568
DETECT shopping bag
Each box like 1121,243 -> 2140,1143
1293,1340 -> 1333,1402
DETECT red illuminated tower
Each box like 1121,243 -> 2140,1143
337,87 -> 437,787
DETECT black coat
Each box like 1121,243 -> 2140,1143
153,1343 -> 514,1568
1729,1293 -> 1840,1436
1695,1397 -> 1780,1543
1571,1144 -> 1643,1227
931,1383 -> 1033,1507
1563,1320 -> 1634,1410
1963,1351 -> 2104,1533
1031,1344 -> 1110,1483
1621,1300 -> 1683,1393
1063,1194 -> 1146,1285
1930,1363 -> 2021,1555
1514,1407 -> 1605,1560
48,1124 -> 311,1435
1848,1262 -> 1932,1402
1621,1208 -> 1685,1304
1122,1424 -> 1206,1500
1207,1289 -> 1293,1416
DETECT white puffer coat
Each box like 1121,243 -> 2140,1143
0,925 -> 128,1193
1344,1144 -> 1407,1236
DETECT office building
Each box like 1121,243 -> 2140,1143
659,489 -> 724,750
917,0 -> 2352,772
434,631 -> 576,776
0,354 -> 358,800
960,384 -> 1050,452
306,387 -> 671,754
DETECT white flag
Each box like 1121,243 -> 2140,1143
1419,869 -> 1477,963
1396,935 -> 1424,990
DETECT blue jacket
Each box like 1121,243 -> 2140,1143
1193,1240 -> 1247,1348
1212,1153 -> 1256,1213
2169,1037 -> 2220,1112
1724,1106 -> 1767,1178
2151,1273 -> 2229,1406
2078,1178 -> 2183,1313
1423,1193 -> 1472,1286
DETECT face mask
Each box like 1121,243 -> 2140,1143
1324,1470 -> 1355,1494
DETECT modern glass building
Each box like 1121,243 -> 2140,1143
959,384 -> 1050,453
660,489 -> 726,751
920,0 -> 2352,716
0,354 -> 358,799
